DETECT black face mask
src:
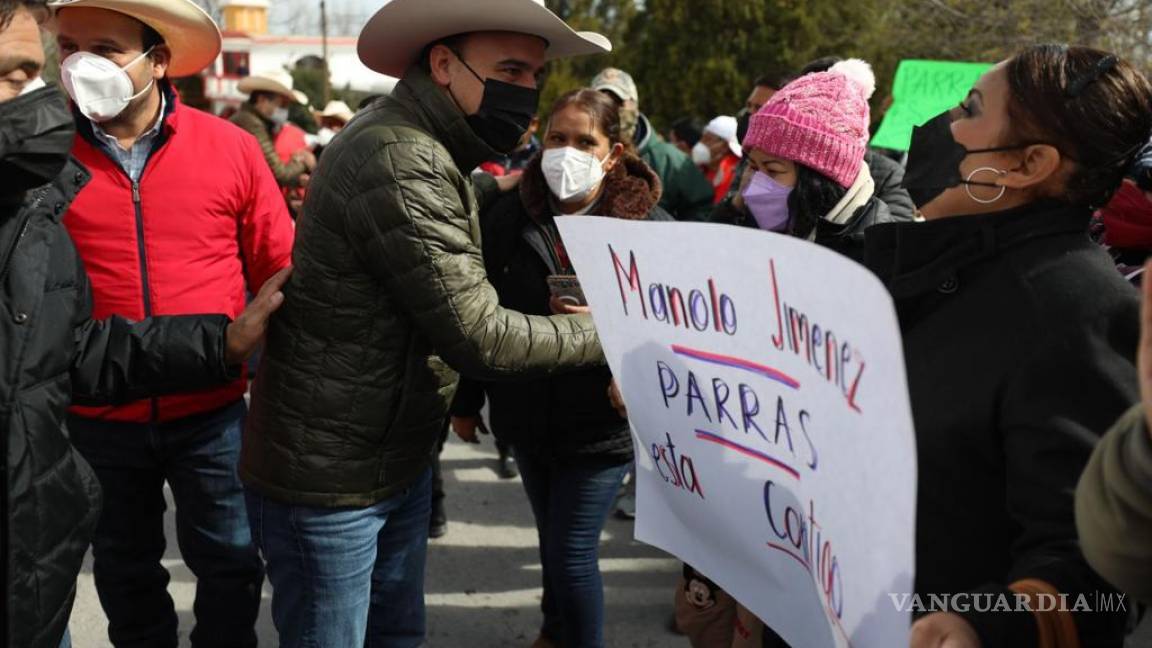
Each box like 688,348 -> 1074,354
451,54 -> 539,154
902,110 -> 1027,208
735,109 -> 751,145
0,83 -> 76,197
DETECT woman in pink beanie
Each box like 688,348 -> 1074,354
735,58 -> 900,261
674,59 -> 905,648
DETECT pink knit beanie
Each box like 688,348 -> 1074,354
742,59 -> 876,188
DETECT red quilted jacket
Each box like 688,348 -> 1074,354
64,90 -> 294,423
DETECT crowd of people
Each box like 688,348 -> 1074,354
3,0 -> 1152,647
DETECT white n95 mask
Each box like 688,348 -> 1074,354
60,48 -> 154,122
691,141 -> 713,166
541,146 -> 607,203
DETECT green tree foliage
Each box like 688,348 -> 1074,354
534,0 -> 1152,137
629,0 -> 883,130
291,63 -> 328,110
540,0 -> 641,115
873,0 -> 1152,64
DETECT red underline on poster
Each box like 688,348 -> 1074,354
671,345 -> 800,390
694,430 -> 801,480
766,540 -> 811,573
765,541 -> 856,648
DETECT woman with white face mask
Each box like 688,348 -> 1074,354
449,88 -> 669,648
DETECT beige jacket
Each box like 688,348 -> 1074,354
1076,404 -> 1152,604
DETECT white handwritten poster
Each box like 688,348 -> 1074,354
556,218 -> 917,648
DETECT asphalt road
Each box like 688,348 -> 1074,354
66,434 -> 1152,647
67,435 -> 687,647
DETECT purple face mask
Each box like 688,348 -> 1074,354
742,171 -> 793,231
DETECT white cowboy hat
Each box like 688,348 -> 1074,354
238,69 -> 307,105
357,0 -> 611,78
47,0 -> 221,78
321,100 -> 354,122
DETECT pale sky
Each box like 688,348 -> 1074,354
266,0 -> 377,37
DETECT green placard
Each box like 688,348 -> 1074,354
870,59 -> 992,152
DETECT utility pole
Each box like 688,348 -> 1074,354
320,0 -> 331,103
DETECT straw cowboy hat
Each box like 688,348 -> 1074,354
357,0 -> 611,78
321,100 -> 354,123
47,0 -> 221,77
238,69 -> 307,105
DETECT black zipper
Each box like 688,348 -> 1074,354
0,188 -> 47,288
0,213 -> 33,290
90,103 -> 170,423
130,180 -> 160,423
131,181 -> 153,317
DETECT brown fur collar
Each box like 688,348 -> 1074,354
519,151 -> 663,222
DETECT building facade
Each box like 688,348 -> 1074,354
195,0 -> 398,114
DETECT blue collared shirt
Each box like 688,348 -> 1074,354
91,93 -> 167,183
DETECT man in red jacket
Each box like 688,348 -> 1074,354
48,0 -> 295,646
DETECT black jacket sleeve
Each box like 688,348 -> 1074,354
449,377 -> 487,417
1076,404 -> 1152,605
957,307 -> 1137,646
69,259 -> 237,407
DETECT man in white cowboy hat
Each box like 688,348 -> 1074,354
241,0 -> 609,645
231,68 -> 316,190
315,98 -> 353,147
48,0 -> 295,645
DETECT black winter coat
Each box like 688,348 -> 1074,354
451,154 -> 670,463
864,203 -> 1137,647
1,160 -> 235,648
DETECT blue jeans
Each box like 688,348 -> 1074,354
68,401 -> 263,648
515,450 -> 631,648
245,467 -> 432,648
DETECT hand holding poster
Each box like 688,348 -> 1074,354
871,59 -> 991,152
556,218 -> 918,648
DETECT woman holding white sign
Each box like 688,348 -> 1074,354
450,88 -> 671,648
864,44 -> 1152,648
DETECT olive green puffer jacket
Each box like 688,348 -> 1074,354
242,67 -> 604,507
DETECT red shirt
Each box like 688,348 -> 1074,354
274,122 -> 310,206
65,94 -> 295,423
274,121 -> 310,162
705,153 -> 741,205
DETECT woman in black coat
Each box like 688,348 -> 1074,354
868,45 -> 1152,648
450,89 -> 668,648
